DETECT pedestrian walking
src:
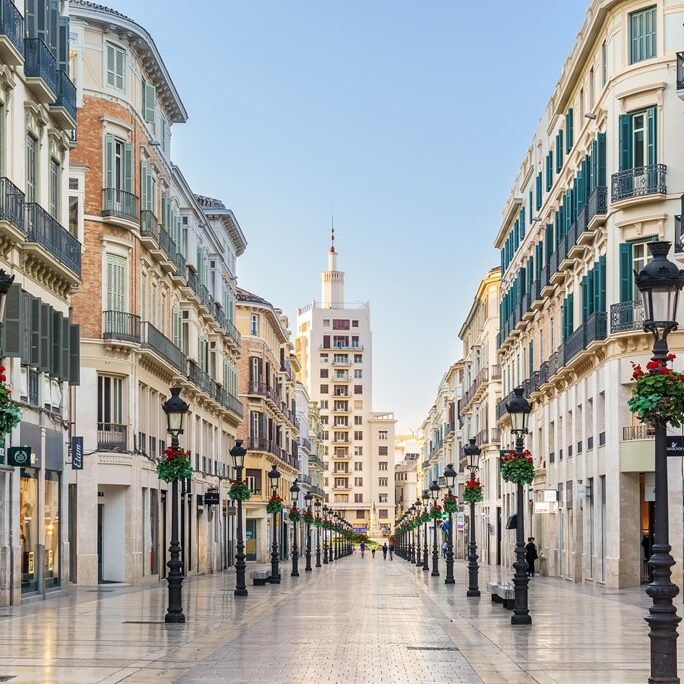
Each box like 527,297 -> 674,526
442,541 -> 448,559
388,543 -> 394,560
382,543 -> 388,560
525,537 -> 538,576
371,546 -> 376,559
360,541 -> 366,558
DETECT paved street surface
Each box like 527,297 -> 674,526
0,554 -> 677,683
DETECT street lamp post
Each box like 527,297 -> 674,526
290,479 -> 300,577
464,438 -> 482,597
229,440 -> 248,597
162,387 -> 189,623
429,480 -> 440,577
322,505 -> 329,564
268,464 -> 281,584
443,464 -> 457,585
415,500 -> 423,567
304,492 -> 313,572
422,490 -> 429,572
314,499 -> 322,567
506,386 -> 532,626
635,241 -> 684,683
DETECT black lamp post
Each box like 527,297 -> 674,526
506,386 -> 532,626
443,464 -> 457,585
429,480 -> 440,577
464,438 -> 482,597
414,500 -> 422,567
422,490 -> 429,571
304,492 -> 313,571
230,440 -> 248,597
409,505 -> 416,563
314,499 -> 322,567
290,479 -> 300,577
268,464 -> 281,584
635,241 -> 684,683
322,505 -> 329,564
162,387 -> 189,623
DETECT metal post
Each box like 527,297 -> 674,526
445,494 -> 455,584
431,518 -> 439,577
416,519 -> 422,567
234,464 -> 247,597
422,518 -> 429,571
467,498 -> 480,597
270,508 -> 280,583
305,514 -> 312,572
291,516 -> 299,577
165,455 -> 185,623
512,436 -> 531,625
646,419 -> 681,682
315,521 -> 321,567
323,525 -> 328,564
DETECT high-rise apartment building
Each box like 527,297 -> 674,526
296,238 -> 395,537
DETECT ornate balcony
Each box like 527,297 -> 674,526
24,37 -> 56,103
141,321 -> 186,373
610,301 -> 644,334
0,0 -> 23,65
103,311 -> 141,344
50,69 -> 77,129
102,188 -> 139,224
611,164 -> 666,203
0,176 -> 25,243
25,202 -> 81,278
587,186 -> 607,228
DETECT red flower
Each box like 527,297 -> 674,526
660,367 -> 670,375
0,365 -> 5,372
0,374 -> 5,382
647,360 -> 659,370
668,353 -> 677,362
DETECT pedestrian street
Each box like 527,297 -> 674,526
0,551 -> 676,683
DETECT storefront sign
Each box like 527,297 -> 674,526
71,436 -> 83,470
8,446 -> 33,467
0,438 -> 4,464
666,436 -> 684,456
543,489 -> 558,502
204,489 -> 220,505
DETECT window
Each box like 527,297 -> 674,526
323,319 -> 330,327
354,385 -> 362,394
378,447 -> 388,456
354,477 -> 363,486
250,313 -> 259,336
354,354 -> 362,363
320,400 -> 328,409
379,494 -> 388,503
354,416 -> 362,425
333,319 -> 349,330
354,431 -> 363,440
589,68 -> 595,109
320,368 -> 328,378
320,384 -> 328,394
356,509 -> 365,518
354,369 -> 362,379
320,353 -> 328,362
26,134 -> 37,203
98,374 -> 123,430
49,158 -> 60,218
379,477 -> 388,487
352,336 -> 360,347
352,320 -> 359,327
379,431 -> 388,440
378,461 -> 388,470
354,461 -> 362,471
354,494 -> 363,503
334,477 -> 347,488
378,509 -> 388,520
106,42 -> 125,90
601,41 -> 607,86
142,78 -> 156,126
105,254 -> 126,312
630,6 -> 656,64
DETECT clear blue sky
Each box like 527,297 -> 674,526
108,0 -> 588,432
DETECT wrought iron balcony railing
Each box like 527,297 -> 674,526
24,37 -> 56,96
102,188 -> 138,222
103,311 -> 141,343
587,185 -> 607,223
610,301 -> 644,333
97,423 -> 127,450
54,69 -> 76,121
1,0 -> 23,55
611,164 -> 666,202
677,52 -> 684,90
0,176 -> 24,232
25,202 -> 81,276
141,321 -> 186,372
140,209 -> 158,239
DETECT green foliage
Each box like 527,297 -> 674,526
156,452 -> 193,482
500,450 -> 534,485
228,480 -> 251,501
629,357 -> 684,427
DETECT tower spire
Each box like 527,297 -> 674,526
330,209 -> 335,253
322,216 -> 344,307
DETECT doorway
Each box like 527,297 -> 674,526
97,503 -> 104,584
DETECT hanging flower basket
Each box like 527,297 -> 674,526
463,478 -> 484,504
443,494 -> 459,514
156,445 -> 193,482
500,449 -> 534,485
304,510 -> 315,524
420,512 -> 431,524
629,355 -> 684,426
313,515 -> 322,527
430,504 -> 443,521
266,494 -> 283,514
289,506 -> 301,523
0,366 -> 20,436
228,479 -> 251,502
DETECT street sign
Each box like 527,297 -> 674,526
71,436 -> 83,470
204,489 -> 220,505
7,446 -> 33,467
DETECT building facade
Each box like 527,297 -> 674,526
458,268 -> 503,567
0,0 -> 79,604
69,1 -> 245,585
295,239 -> 396,538
235,288 -> 299,563
495,0 -> 684,588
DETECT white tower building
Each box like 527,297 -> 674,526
296,231 -> 395,537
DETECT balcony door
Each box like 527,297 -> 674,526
98,374 -> 124,446
104,134 -> 133,215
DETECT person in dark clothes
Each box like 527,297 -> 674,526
525,537 -> 538,576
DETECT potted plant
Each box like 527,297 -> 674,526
629,355 -> 684,426
156,445 -> 193,482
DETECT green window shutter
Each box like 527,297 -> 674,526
520,208 -> 526,238
106,254 -> 126,312
57,15 -> 69,73
2,283 -> 22,358
40,303 -> 50,373
21,293 -> 31,365
536,172 -> 542,210
619,115 -> 632,171
528,191 -> 533,221
587,267 -> 595,317
581,276 -> 589,322
51,310 -> 62,378
598,133 -> 606,185
590,140 -> 598,191
529,340 -> 534,378
48,0 -> 58,56
61,317 -> 69,381
568,293 -> 574,334
140,160 -> 147,209
561,300 -> 567,341
619,243 -> 633,302
593,264 -> 600,314
25,0 -> 36,37
143,82 -> 156,124
599,255 -> 607,311
556,130 -> 564,172
30,296 -> 40,368
123,143 -> 133,193
566,109 -> 574,152
647,106 -> 657,165
69,324 -> 80,386
545,224 -> 553,259
104,134 -> 115,189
